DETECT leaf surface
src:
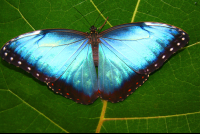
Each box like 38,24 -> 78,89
0,0 -> 199,133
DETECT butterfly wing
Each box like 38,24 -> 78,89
98,22 -> 189,102
98,43 -> 149,102
0,29 -> 98,104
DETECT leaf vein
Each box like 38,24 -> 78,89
4,0 -> 35,31
104,111 -> 200,120
8,89 -> 69,133
131,0 -> 141,22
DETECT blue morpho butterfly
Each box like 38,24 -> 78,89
0,20 -> 189,105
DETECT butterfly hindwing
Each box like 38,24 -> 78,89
0,29 -> 98,104
98,43 -> 148,102
48,43 -> 98,104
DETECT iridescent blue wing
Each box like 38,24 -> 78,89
98,22 -> 189,102
0,29 -> 98,104
98,43 -> 149,102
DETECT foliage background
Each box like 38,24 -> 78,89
0,0 -> 199,133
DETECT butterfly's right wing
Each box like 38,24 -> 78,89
0,29 -> 98,104
47,43 -> 99,104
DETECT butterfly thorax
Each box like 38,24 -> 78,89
88,26 -> 101,66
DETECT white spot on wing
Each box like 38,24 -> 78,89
18,30 -> 41,39
170,48 -> 173,51
144,22 -> 173,28
28,67 -> 31,70
144,22 -> 153,26
32,30 -> 41,35
18,61 -> 21,65
10,57 -> 13,61
36,73 -> 39,76
4,52 -> 7,56
177,43 -> 180,46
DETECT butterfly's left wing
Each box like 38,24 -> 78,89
98,22 -> 189,102
98,43 -> 149,102
0,29 -> 98,104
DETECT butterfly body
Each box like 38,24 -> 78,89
88,26 -> 100,66
0,22 -> 189,105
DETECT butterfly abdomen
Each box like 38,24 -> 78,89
88,26 -> 100,66
92,44 -> 98,66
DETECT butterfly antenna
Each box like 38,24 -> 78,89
74,7 -> 91,26
74,15 -> 90,32
98,17 -> 108,32
93,9 -> 105,26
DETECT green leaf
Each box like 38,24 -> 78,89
0,0 -> 199,133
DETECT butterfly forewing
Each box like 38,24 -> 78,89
100,22 -> 189,74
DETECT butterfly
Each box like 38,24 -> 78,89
0,22 -> 189,105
